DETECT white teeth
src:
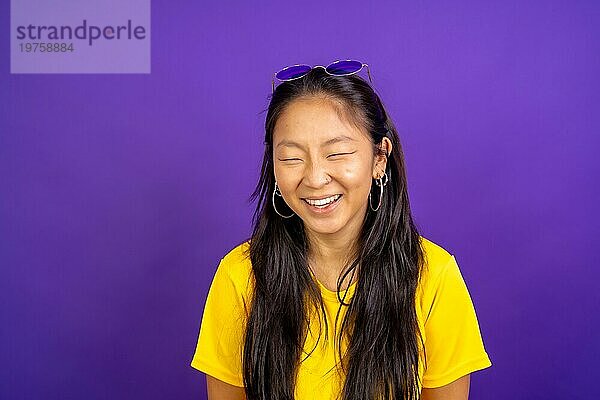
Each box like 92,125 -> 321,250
304,194 -> 341,207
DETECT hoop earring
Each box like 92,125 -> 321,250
272,181 -> 295,218
369,172 -> 388,212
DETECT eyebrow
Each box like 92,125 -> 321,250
275,135 -> 356,149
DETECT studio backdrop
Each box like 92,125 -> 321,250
1,0 -> 598,399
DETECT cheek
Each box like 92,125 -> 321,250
274,164 -> 300,194
274,158 -> 374,195
337,161 -> 373,190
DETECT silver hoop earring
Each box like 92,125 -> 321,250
272,181 -> 295,218
373,171 -> 388,187
369,172 -> 387,212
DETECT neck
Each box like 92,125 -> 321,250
305,228 -> 361,287
307,233 -> 354,263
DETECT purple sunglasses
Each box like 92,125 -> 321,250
272,59 -> 372,92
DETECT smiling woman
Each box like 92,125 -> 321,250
190,62 -> 492,400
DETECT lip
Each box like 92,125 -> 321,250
302,194 -> 342,201
302,194 -> 343,215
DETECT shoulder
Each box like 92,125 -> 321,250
217,239 -> 253,295
417,236 -> 458,309
419,235 -> 455,278
220,240 -> 251,270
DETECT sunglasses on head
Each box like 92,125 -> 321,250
272,59 -> 372,93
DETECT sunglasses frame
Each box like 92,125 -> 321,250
271,59 -> 372,93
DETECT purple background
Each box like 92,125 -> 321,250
1,1 -> 599,399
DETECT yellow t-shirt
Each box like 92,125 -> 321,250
190,236 -> 492,397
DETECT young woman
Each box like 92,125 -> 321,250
191,60 -> 492,400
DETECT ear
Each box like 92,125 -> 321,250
373,137 -> 393,179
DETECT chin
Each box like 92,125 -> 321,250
303,219 -> 346,236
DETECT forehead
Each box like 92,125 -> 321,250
273,97 -> 369,148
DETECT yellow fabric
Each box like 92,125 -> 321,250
190,236 -> 492,397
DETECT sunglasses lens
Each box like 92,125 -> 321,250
326,60 -> 363,75
276,65 -> 312,81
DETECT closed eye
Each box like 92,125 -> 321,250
278,158 -> 302,162
327,151 -> 356,159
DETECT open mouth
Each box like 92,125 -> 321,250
302,194 -> 342,210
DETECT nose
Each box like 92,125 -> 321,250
302,158 -> 331,188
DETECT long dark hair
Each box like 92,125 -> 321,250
242,68 -> 426,399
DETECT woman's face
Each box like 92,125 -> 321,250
272,97 -> 390,242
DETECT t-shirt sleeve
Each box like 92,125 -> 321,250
190,256 -> 247,387
421,255 -> 492,388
